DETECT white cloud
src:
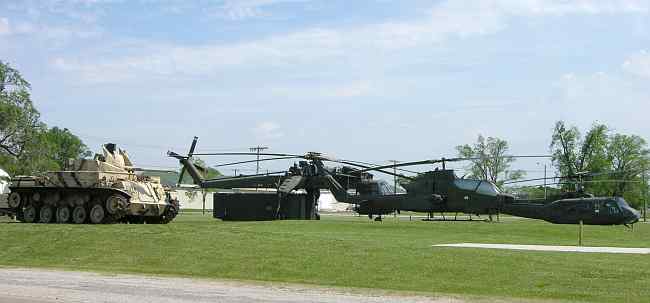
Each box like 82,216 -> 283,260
0,18 -> 11,35
253,122 -> 284,140
554,58 -> 650,124
0,17 -> 100,49
269,80 -> 376,99
622,50 -> 650,78
50,0 -> 649,84
216,0 -> 309,20
484,0 -> 648,16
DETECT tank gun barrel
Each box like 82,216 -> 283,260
132,168 -> 177,174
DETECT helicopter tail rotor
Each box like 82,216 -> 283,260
170,136 -> 202,186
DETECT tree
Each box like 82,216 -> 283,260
0,60 -> 41,161
606,134 -> 649,196
42,127 -> 92,169
549,120 -> 650,207
550,121 -> 609,190
456,135 -> 524,186
0,61 -> 30,92
550,121 -> 580,177
1,61 -> 90,175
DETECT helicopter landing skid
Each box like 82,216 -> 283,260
421,217 -> 488,222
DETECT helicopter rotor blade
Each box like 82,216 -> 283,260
214,156 -> 304,168
353,158 -> 461,173
511,179 -> 642,189
317,157 -> 415,180
349,155 -> 552,176
503,170 -> 644,185
338,159 -> 420,174
191,152 -> 305,158
503,176 -> 563,185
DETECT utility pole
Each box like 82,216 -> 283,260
544,163 -> 547,200
388,160 -> 399,194
249,146 -> 268,174
538,162 -> 547,199
643,171 -> 648,222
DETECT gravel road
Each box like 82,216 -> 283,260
0,268 -> 466,303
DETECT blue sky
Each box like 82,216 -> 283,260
1,0 -> 649,179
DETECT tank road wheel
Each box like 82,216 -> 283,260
8,192 -> 22,209
56,206 -> 71,223
39,205 -> 55,223
72,205 -> 87,224
89,204 -> 107,224
23,205 -> 39,223
160,203 -> 179,224
105,195 -> 127,215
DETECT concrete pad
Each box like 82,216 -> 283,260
433,243 -> 650,254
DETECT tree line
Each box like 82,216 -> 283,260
457,122 -> 649,208
0,60 -> 90,175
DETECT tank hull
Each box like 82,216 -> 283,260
6,184 -> 178,224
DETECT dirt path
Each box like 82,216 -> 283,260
0,268 -> 469,303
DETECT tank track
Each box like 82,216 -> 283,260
6,187 -> 177,224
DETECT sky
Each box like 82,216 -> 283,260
1,0 -> 649,181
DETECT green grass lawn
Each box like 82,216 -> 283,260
0,214 -> 648,302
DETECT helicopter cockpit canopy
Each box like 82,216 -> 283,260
453,179 -> 501,196
356,179 -> 404,196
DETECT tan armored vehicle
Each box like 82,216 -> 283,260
6,143 -> 179,224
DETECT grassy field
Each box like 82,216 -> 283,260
0,213 -> 648,302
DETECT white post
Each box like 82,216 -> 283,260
579,220 -> 583,246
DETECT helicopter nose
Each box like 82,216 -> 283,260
624,207 -> 641,224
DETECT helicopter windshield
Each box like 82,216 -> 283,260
454,179 -> 480,191
377,180 -> 397,195
603,200 -> 621,215
615,197 -> 635,212
454,180 -> 501,196
477,181 -> 501,196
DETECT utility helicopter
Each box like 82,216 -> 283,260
502,172 -> 641,226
